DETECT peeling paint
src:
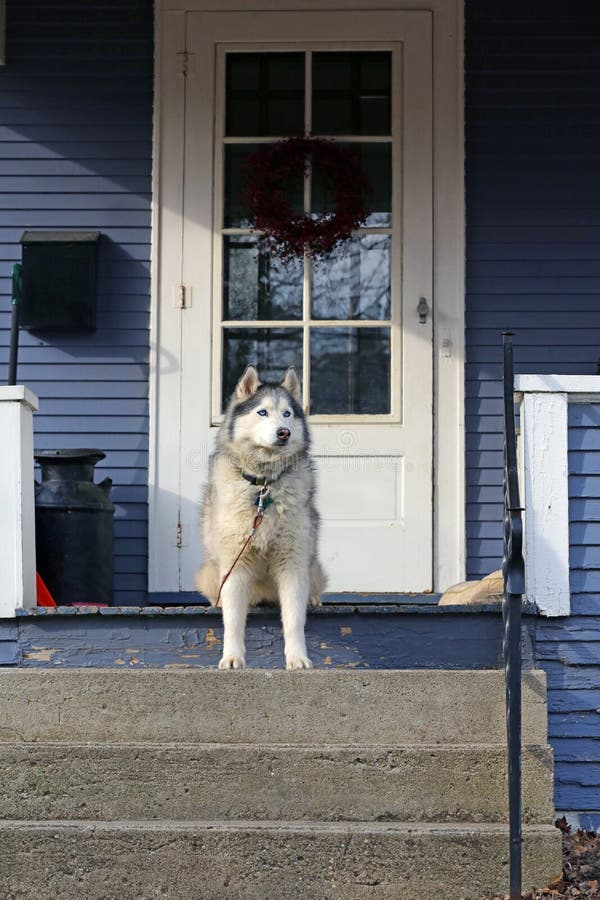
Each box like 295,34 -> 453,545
205,629 -> 221,646
22,648 -> 56,662
12,610 -> 509,671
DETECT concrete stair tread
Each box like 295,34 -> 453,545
0,739 -> 551,749
0,818 -> 562,834
0,819 -> 563,900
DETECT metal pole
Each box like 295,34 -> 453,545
502,332 -> 524,900
8,263 -> 22,386
507,589 -> 523,900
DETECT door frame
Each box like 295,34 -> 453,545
149,0 -> 465,595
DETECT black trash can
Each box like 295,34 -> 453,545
34,449 -> 114,605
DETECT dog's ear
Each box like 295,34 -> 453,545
235,365 -> 261,401
280,366 -> 300,401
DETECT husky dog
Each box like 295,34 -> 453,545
196,365 -> 326,670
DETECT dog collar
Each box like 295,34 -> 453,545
240,470 -> 269,487
239,456 -> 299,487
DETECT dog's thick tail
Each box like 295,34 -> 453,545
195,560 -> 220,607
309,559 -> 327,607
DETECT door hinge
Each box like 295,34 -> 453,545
172,285 -> 191,309
176,50 -> 189,77
175,522 -> 189,549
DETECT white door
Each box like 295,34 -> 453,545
174,9 -> 433,593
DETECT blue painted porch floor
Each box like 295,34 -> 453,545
5,600 -> 526,670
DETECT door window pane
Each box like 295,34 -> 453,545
311,143 -> 391,227
225,144 -> 304,228
310,327 -> 391,414
226,53 -> 305,137
224,144 -> 259,228
223,236 -> 303,321
222,328 -> 303,410
312,52 -> 391,136
312,235 -> 391,320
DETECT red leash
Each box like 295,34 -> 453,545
215,485 -> 271,608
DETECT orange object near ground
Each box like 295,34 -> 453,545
36,573 -> 57,607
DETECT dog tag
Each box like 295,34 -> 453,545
255,486 -> 272,514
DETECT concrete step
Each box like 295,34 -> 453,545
0,819 -> 562,900
0,668 -> 549,744
0,741 -> 554,824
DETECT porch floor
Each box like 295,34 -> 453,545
2,599 -> 528,670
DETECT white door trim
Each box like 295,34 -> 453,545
150,0 -> 465,594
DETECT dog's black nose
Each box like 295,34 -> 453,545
277,427 -> 291,442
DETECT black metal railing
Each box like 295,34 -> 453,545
502,332 -> 526,900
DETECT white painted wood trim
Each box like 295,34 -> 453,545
432,0 -> 464,590
0,387 -> 39,616
148,9 -> 186,592
516,374 -> 600,399
0,385 -> 38,410
520,391 -> 570,617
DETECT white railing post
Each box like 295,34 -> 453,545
519,388 -> 570,616
516,374 -> 600,617
0,386 -> 39,616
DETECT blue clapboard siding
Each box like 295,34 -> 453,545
533,404 -> 600,831
465,1 -> 600,578
0,0 -> 153,604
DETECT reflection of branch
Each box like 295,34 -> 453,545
312,234 -> 390,320
225,237 -> 302,320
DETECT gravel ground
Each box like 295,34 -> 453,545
486,821 -> 600,899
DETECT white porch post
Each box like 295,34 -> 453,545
518,385 -> 570,616
516,374 -> 600,617
0,386 -> 38,616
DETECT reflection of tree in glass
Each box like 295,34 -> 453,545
312,235 -> 391,321
310,327 -> 390,415
224,237 -> 303,321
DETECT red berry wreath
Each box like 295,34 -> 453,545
244,137 -> 369,260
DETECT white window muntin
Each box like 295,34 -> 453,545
211,41 -> 403,424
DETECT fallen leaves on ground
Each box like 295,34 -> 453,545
485,823 -> 600,900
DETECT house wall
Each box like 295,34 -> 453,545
0,0 -> 153,604
465,0 -> 600,830
465,0 -> 600,578
533,402 -> 600,831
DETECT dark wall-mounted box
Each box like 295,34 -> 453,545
19,231 -> 100,332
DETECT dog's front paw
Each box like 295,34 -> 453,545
219,654 -> 246,669
286,654 -> 313,670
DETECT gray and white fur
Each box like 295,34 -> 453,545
196,365 -> 326,669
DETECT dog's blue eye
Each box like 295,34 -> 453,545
257,409 -> 268,417
283,410 -> 291,418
